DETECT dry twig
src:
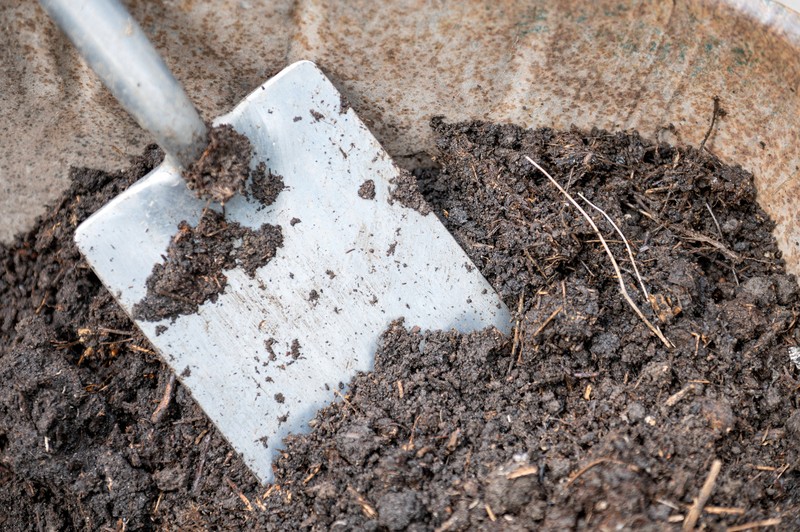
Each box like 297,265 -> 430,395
191,433 -> 212,495
726,518 -> 782,531
665,384 -> 696,408
508,292 -> 525,372
507,465 -> 539,480
700,96 -> 724,151
565,457 -> 637,487
705,201 -> 739,285
703,506 -> 744,515
150,374 -> 176,424
683,459 -> 722,531
526,157 -> 672,348
578,193 -> 649,300
531,305 -> 563,339
347,486 -> 378,518
224,477 -> 254,512
633,201 -> 741,263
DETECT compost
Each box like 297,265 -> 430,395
183,124 -> 253,205
1,121 -> 798,531
132,210 -> 283,323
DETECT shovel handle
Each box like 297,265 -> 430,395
39,0 -> 207,169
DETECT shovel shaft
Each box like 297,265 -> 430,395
39,0 -> 207,169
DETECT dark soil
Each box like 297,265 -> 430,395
359,179 -> 376,200
1,121 -> 799,531
246,162 -> 285,208
183,124 -> 252,204
136,142 -> 284,323
132,210 -> 283,322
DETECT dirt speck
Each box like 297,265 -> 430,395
358,179 -> 376,200
264,338 -> 277,360
290,339 -> 302,360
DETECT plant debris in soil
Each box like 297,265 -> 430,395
1,121 -> 799,531
132,209 -> 283,322
183,124 -> 252,204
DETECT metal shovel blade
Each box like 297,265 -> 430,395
75,61 -> 511,484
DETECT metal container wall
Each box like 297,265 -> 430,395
2,0 -> 798,274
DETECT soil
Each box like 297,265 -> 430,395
132,210 -> 283,323
389,168 -> 432,216
183,124 -> 253,204
246,163 -> 285,208
1,121 -> 799,531
136,143 -> 285,323
359,180 -> 376,200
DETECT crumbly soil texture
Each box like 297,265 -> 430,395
132,210 -> 283,323
1,122 -> 799,531
183,124 -> 253,204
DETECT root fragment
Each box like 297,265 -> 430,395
578,193 -> 649,300
525,157 -> 672,348
683,459 -> 722,531
150,374 -> 176,424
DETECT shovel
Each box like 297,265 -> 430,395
41,0 -> 511,483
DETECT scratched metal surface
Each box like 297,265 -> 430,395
2,0 -> 799,274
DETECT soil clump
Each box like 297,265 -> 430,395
389,168 -> 432,215
359,179 -> 376,200
246,162 -> 284,207
0,121 -> 798,530
132,210 -> 282,322
183,124 -> 252,204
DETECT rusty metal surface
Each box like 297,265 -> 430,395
1,0 -> 798,274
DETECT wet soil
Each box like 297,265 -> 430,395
132,210 -> 283,322
1,122 -> 799,531
183,124 -> 252,204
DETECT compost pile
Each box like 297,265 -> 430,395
1,121 -> 798,530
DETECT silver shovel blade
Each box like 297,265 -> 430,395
75,61 -> 511,484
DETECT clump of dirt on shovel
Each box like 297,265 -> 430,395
246,162 -> 285,207
135,127 -> 285,323
132,210 -> 282,322
183,124 -> 252,204
1,121 -> 799,531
